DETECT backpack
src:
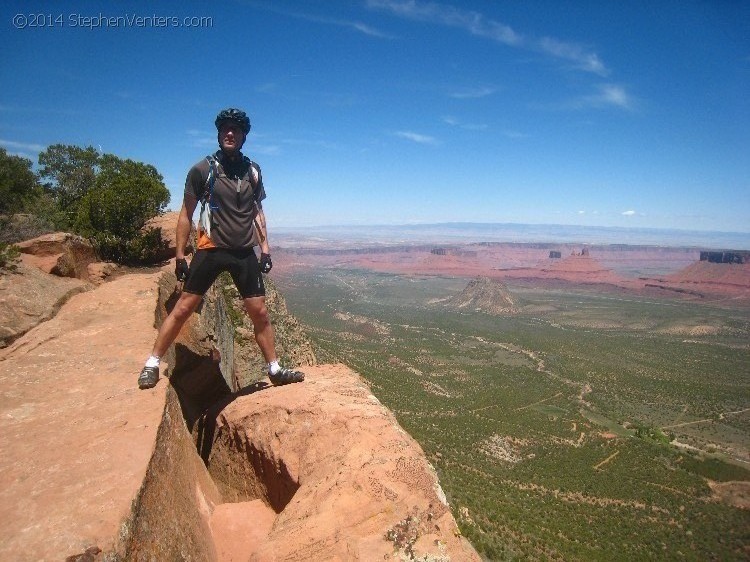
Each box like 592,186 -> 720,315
198,154 -> 265,245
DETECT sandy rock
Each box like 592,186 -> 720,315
144,211 -> 195,262
203,364 -> 480,561
0,262 -> 87,347
17,232 -> 97,280
0,267 -> 479,561
0,273 -> 174,560
87,261 -> 119,285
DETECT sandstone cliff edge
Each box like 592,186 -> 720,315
0,267 -> 479,561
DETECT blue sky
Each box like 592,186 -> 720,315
1,0 -> 748,233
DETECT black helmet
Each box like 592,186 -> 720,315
215,108 -> 251,134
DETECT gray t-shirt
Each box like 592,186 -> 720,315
185,150 -> 267,250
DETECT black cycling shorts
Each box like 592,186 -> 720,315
183,248 -> 265,298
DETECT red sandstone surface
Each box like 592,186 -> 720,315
0,266 -> 478,561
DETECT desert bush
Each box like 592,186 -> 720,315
0,148 -> 42,215
72,153 -> 170,264
0,242 -> 21,273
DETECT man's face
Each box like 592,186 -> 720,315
218,122 -> 246,154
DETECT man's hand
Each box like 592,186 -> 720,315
260,253 -> 273,274
175,258 -> 189,281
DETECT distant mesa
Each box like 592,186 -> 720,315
570,247 -> 590,257
448,276 -> 519,315
699,250 -> 749,264
431,247 -> 477,257
549,251 -> 561,259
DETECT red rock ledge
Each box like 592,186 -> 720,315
0,270 -> 478,561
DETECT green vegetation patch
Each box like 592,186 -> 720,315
277,268 -> 750,561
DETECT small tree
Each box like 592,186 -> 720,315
38,144 -> 100,228
0,148 -> 42,214
74,154 -> 170,263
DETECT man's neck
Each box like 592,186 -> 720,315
218,148 -> 243,162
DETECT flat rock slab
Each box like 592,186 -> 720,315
0,273 -> 166,561
0,263 -> 88,347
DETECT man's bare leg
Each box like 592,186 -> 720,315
244,295 -> 304,385
138,291 -> 202,389
152,292 -> 204,357
243,296 -> 276,363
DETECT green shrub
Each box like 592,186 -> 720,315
0,148 -> 42,215
0,242 -> 21,273
74,154 -> 170,264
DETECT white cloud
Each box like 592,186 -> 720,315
621,210 -> 637,216
394,130 -> 440,145
442,116 -> 488,131
590,84 -> 634,110
536,37 -> 607,75
350,21 -> 392,38
264,5 -> 393,39
368,0 -> 608,75
367,0 -> 521,45
0,139 -> 46,153
553,84 -> 634,112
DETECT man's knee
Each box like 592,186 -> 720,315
171,293 -> 202,322
244,297 -> 270,325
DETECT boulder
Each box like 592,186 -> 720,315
87,261 -> 119,285
16,232 -> 97,280
0,262 -> 87,347
201,364 -> 481,561
143,212 -> 195,262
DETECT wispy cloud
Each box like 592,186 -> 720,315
394,130 -> 440,145
305,14 -> 393,38
621,210 -> 637,216
0,139 -> 46,153
584,84 -> 634,110
367,0 -> 608,75
257,3 -> 392,38
536,37 -> 606,75
535,83 -> 635,112
186,129 -> 216,148
442,116 -> 488,131
367,0 -> 520,45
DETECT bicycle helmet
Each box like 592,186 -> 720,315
215,108 -> 251,134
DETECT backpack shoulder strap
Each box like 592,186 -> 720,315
242,155 -> 259,189
203,155 -> 219,208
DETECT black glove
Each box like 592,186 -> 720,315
175,258 -> 189,282
260,253 -> 273,274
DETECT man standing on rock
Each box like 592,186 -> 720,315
138,108 -> 304,389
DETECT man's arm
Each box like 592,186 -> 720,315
176,194 -> 198,260
255,204 -> 270,255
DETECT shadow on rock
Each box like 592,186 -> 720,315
169,343 -> 273,465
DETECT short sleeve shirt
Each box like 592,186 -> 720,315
185,150 -> 267,250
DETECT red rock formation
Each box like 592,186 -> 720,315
16,232 -> 97,280
0,262 -> 87,347
143,211 -> 195,262
0,268 -> 479,561
449,276 -> 520,314
204,363 -> 479,561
